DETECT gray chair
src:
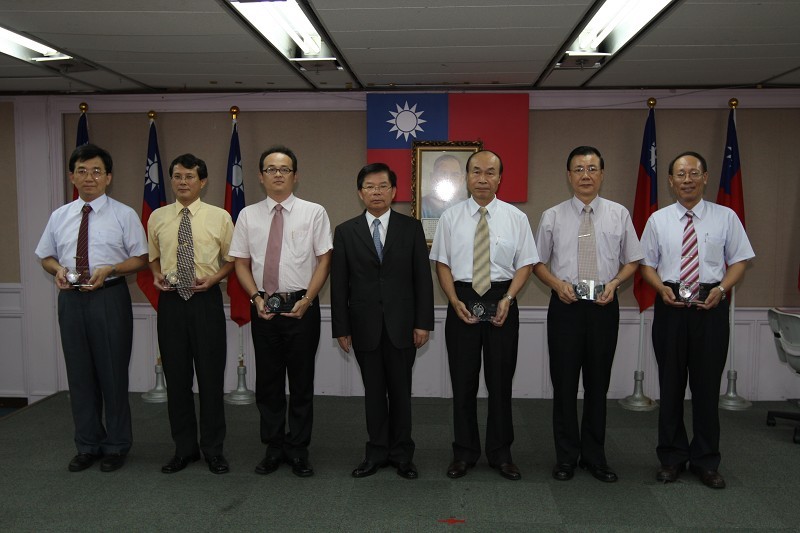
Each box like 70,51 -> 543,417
766,308 -> 800,443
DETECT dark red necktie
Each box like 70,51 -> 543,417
76,204 -> 92,282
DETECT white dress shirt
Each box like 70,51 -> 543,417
430,196 -> 539,281
364,209 -> 390,246
640,200 -> 755,283
229,194 -> 333,292
535,196 -> 644,284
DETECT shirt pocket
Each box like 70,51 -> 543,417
193,235 -> 220,265
598,230 -> 622,263
493,236 -> 516,268
95,227 -> 126,254
704,235 -> 725,266
290,228 -> 312,260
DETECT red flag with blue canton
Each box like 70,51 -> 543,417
632,108 -> 658,312
716,108 -> 746,229
137,119 -> 167,310
224,119 -> 250,326
71,111 -> 90,201
366,93 -> 528,202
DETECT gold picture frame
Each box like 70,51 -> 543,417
411,140 -> 483,244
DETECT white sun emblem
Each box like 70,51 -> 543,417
230,155 -> 244,193
648,142 -> 657,172
387,101 -> 426,141
145,155 -> 160,191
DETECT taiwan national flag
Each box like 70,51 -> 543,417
137,119 -> 167,310
632,108 -> 658,312
366,93 -> 529,202
71,111 -> 90,201
224,119 -> 249,327
716,108 -> 746,229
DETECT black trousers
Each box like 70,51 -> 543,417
158,285 -> 227,458
58,283 -> 133,455
251,300 -> 320,460
354,321 -> 416,464
547,292 -> 619,466
652,296 -> 730,470
445,281 -> 518,465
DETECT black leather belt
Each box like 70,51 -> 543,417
454,280 -> 511,290
258,289 -> 307,299
665,281 -> 719,303
102,277 -> 125,288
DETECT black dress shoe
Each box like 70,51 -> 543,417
206,455 -> 230,475
396,462 -> 418,480
255,455 -> 282,475
552,463 -> 575,481
161,453 -> 200,474
289,457 -> 314,477
100,453 -> 126,472
656,462 -> 686,483
352,459 -> 387,478
493,462 -> 521,481
578,460 -> 618,483
689,464 -> 726,489
68,453 -> 101,472
446,460 -> 474,479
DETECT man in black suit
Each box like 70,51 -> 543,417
331,162 -> 434,480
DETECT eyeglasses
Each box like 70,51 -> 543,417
570,166 -> 600,176
262,167 -> 294,176
171,174 -> 199,182
74,168 -> 106,179
361,184 -> 392,193
672,170 -> 704,180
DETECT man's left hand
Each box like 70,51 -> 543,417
192,276 -> 215,292
595,281 -> 618,306
696,286 -> 725,310
82,265 -> 114,291
413,329 -> 429,349
491,297 -> 510,327
284,296 -> 312,319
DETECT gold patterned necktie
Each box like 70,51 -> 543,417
577,205 -> 598,281
472,207 -> 491,296
176,207 -> 195,300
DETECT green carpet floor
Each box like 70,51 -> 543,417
1,393 -> 799,532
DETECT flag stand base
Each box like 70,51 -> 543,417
224,365 -> 255,405
619,370 -> 658,411
142,364 -> 168,403
719,369 -> 751,410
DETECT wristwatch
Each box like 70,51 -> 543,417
502,293 -> 515,302
717,285 -> 726,300
250,292 -> 261,305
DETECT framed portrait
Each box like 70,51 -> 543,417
411,140 -> 483,243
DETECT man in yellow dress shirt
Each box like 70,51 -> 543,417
147,153 -> 235,475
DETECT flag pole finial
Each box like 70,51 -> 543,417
147,110 -> 157,120
230,106 -> 239,119
79,102 -> 88,113
728,98 -> 738,109
647,98 -> 657,109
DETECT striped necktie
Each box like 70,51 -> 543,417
680,210 -> 699,292
76,204 -> 92,283
472,207 -> 491,296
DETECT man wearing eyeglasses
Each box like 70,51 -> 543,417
640,151 -> 754,489
230,145 -> 332,477
35,144 -> 148,473
533,146 -> 643,484
330,163 -> 434,480
147,153 -> 235,475
430,150 -> 538,481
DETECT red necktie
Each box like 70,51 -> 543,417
680,211 -> 699,290
76,204 -> 92,282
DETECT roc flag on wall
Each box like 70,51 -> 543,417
716,108 -> 746,228
136,118 -> 167,310
224,118 -> 250,326
71,109 -> 90,201
632,107 -> 658,312
366,93 -> 529,202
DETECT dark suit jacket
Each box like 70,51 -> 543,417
331,209 -> 434,352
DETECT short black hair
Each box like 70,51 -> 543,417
69,144 -> 112,174
566,146 -> 604,171
169,153 -> 208,180
259,145 -> 297,174
668,151 -> 707,175
357,162 -> 397,189
466,150 -> 503,174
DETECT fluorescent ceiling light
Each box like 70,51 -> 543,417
571,0 -> 673,55
0,26 -> 72,63
231,0 -> 327,58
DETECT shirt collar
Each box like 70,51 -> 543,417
468,196 -> 497,216
676,199 -> 706,219
79,194 -> 108,214
173,198 -> 203,216
570,195 -> 601,215
267,193 -> 296,213
365,209 -> 391,228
